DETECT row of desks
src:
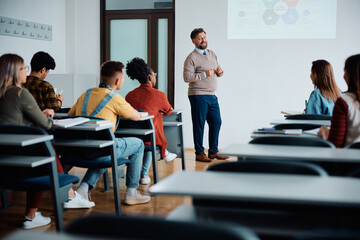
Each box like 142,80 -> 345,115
149,116 -> 360,238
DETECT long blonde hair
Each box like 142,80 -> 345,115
311,60 -> 341,102
0,54 -> 24,99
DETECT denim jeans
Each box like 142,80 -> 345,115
141,150 -> 152,176
82,137 -> 144,188
141,146 -> 161,176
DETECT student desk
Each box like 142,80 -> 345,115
0,134 -> 53,146
163,109 -> 186,170
0,134 -> 55,167
3,230 -> 104,240
115,115 -> 159,183
150,171 -> 360,238
250,132 -> 319,139
220,144 -> 360,175
270,119 -> 331,127
0,133 -> 70,231
52,124 -> 123,215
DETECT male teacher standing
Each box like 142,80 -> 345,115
183,28 -> 229,162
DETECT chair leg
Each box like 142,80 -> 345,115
150,133 -> 159,184
179,125 -> 186,171
110,145 -> 121,215
100,169 -> 113,192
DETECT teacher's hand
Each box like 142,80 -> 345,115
215,67 -> 224,75
205,69 -> 215,77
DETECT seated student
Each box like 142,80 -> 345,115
125,57 -> 177,185
318,54 -> 360,147
0,54 -> 94,230
68,60 -> 150,205
305,60 -> 341,115
24,51 -> 63,111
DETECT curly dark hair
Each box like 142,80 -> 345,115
126,57 -> 152,84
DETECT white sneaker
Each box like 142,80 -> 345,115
164,152 -> 177,163
23,212 -> 51,230
124,191 -> 150,205
63,191 -> 95,209
76,188 -> 89,200
140,175 -> 151,185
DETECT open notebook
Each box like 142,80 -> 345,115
53,117 -> 90,128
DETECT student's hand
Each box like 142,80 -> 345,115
215,67 -> 224,75
43,109 -> 55,118
56,94 -> 64,102
317,126 -> 330,140
205,69 -> 215,77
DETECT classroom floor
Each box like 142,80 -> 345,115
0,149 -> 236,238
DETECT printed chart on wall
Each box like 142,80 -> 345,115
228,0 -> 337,39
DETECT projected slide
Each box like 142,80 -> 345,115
228,0 -> 337,39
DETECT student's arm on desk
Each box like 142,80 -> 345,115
127,109 -> 141,121
317,126 -> 329,139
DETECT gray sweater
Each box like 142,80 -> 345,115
0,87 -> 53,130
183,49 -> 223,95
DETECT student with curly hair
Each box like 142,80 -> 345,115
125,57 -> 176,185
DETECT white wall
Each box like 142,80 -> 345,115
0,0 -> 66,72
2,0 -> 360,150
175,0 -> 360,150
0,0 -> 100,92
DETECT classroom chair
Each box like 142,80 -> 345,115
0,125 -> 80,231
285,114 -> 332,120
207,160 -> 328,176
347,141 -> 360,149
249,135 -> 335,148
274,123 -> 323,131
65,214 -> 260,240
346,142 -> 360,178
52,115 -> 129,214
294,229 -> 360,240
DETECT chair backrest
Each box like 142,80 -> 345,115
207,161 -> 328,176
347,141 -> 360,149
285,114 -> 332,121
274,123 -> 322,131
0,124 -> 48,135
56,107 -> 71,113
66,214 -> 259,240
0,125 -> 52,178
249,136 -> 335,148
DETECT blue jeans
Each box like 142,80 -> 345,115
141,146 -> 160,176
141,150 -> 152,176
82,137 -> 144,188
188,95 -> 222,155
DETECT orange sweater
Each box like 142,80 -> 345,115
126,84 -> 173,158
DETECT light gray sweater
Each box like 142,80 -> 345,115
183,49 -> 223,96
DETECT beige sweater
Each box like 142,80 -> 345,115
183,49 -> 223,95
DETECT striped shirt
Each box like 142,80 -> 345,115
328,92 -> 360,147
24,76 -> 61,111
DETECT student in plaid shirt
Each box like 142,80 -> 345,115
24,51 -> 63,111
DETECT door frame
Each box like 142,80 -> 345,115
100,2 -> 175,105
